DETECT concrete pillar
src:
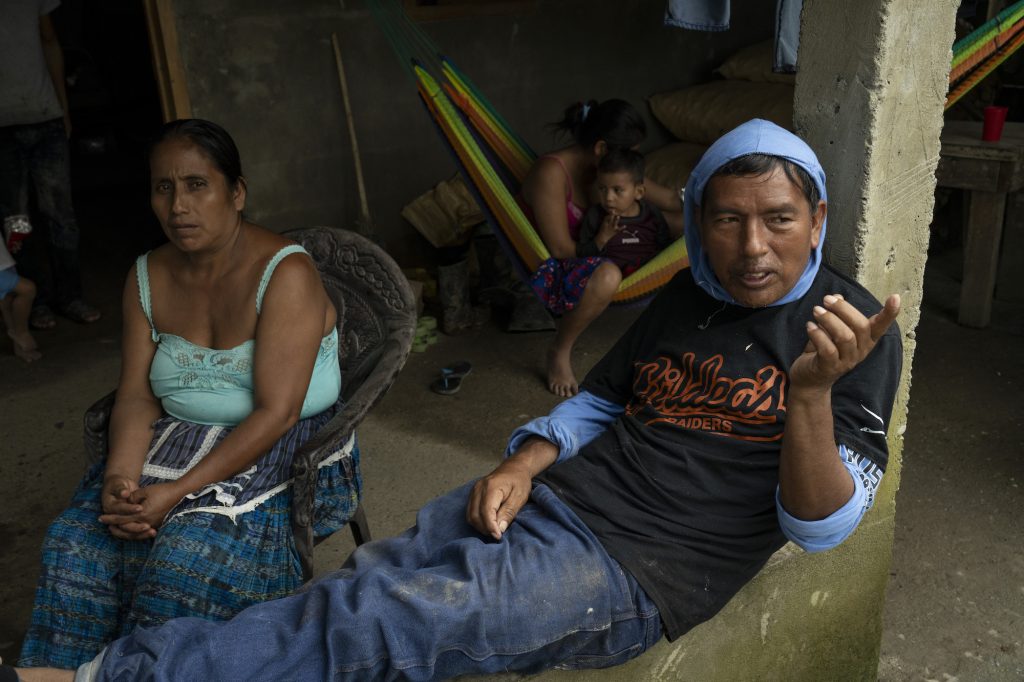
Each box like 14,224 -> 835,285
512,1 -> 958,680
795,0 -> 959,669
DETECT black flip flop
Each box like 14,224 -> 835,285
430,361 -> 472,395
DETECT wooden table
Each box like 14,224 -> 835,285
935,120 -> 1024,327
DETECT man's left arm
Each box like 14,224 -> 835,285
466,391 -> 625,540
778,444 -> 883,552
40,13 -> 71,137
778,292 -> 901,529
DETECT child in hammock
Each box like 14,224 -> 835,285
575,148 -> 672,277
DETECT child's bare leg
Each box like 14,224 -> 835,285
3,278 -> 42,362
547,262 -> 621,397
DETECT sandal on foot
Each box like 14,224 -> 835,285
29,305 -> 57,330
60,299 -> 101,324
430,361 -> 472,395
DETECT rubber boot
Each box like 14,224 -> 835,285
507,279 -> 556,333
438,259 -> 475,335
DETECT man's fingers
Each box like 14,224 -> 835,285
868,293 -> 901,341
805,321 -> 837,363
811,305 -> 857,358
494,493 -> 526,536
482,485 -> 511,539
467,479 -> 511,540
467,476 -> 526,540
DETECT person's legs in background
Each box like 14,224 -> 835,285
25,118 -> 98,325
0,122 -> 53,329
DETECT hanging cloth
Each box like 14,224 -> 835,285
664,0 -> 802,73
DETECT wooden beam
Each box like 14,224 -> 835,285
959,189 -> 1006,327
403,0 -> 534,23
143,0 -> 192,121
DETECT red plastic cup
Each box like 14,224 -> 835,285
982,105 -> 1009,142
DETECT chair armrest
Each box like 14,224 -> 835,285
290,336 -> 411,579
83,390 -> 117,467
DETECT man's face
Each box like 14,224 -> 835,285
698,167 -> 825,307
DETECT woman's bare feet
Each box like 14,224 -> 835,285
542,262 -> 621,398
546,344 -> 579,397
8,329 -> 41,362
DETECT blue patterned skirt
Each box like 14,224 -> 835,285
529,256 -> 607,315
19,405 -> 361,670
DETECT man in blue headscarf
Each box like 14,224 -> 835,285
18,120 -> 903,682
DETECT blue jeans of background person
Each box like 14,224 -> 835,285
82,483 -> 663,681
0,117 -> 82,308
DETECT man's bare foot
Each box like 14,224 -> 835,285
8,329 -> 42,362
546,346 -> 579,397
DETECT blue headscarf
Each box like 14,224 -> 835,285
682,119 -> 828,306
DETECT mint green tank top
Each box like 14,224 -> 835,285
137,245 -> 342,426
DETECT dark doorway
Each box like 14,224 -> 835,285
52,0 -> 166,305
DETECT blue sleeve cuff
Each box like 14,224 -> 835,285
777,444 -> 882,553
505,391 -> 625,464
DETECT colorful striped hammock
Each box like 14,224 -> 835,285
368,0 -> 688,305
947,0 -> 1024,109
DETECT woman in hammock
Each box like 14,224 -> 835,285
522,99 -> 682,396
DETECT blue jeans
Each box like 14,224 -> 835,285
0,117 -> 82,307
83,483 -> 663,681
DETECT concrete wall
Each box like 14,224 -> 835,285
170,0 -> 773,265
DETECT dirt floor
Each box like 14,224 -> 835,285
0,228 -> 1021,679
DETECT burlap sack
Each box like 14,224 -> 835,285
715,40 -> 796,84
648,81 -> 794,146
401,175 -> 485,248
644,141 -> 708,192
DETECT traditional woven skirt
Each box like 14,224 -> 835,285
529,256 -> 607,315
19,405 -> 360,670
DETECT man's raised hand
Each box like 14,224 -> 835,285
790,293 -> 901,392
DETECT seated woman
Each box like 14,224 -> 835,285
521,99 -> 681,397
18,119 -> 359,669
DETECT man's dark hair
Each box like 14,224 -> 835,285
150,119 -> 244,190
707,153 -> 820,210
598,148 -> 645,183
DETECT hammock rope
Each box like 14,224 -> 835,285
947,0 -> 1024,109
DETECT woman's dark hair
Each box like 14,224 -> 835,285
708,153 -> 820,209
550,99 -> 646,151
150,119 -> 244,189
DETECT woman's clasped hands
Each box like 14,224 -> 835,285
99,476 -> 185,540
